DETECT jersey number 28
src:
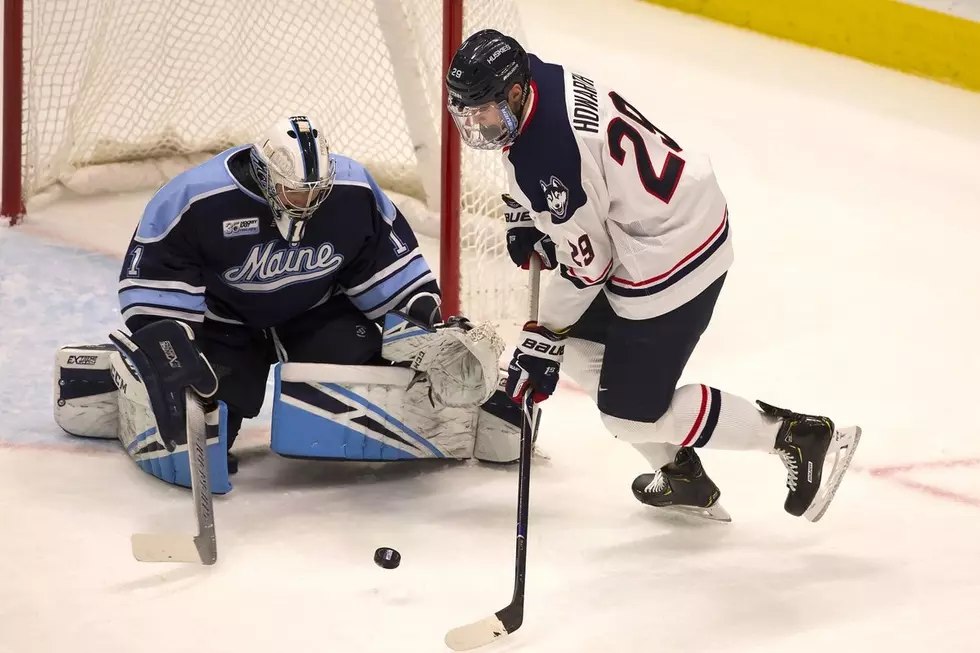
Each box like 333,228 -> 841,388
606,91 -> 685,204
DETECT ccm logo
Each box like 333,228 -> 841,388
522,339 -> 564,356
110,365 -> 127,393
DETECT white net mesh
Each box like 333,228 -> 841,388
21,0 -> 529,324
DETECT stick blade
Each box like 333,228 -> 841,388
129,390 -> 218,566
131,532 -> 205,563
444,614 -> 509,651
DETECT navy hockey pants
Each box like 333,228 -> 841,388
197,295 -> 383,443
565,273 -> 726,423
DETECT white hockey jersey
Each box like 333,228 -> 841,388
502,55 -> 733,330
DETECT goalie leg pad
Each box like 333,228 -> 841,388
111,351 -> 232,493
471,375 -> 537,464
109,320 -> 218,452
271,362 -> 481,461
54,344 -> 120,438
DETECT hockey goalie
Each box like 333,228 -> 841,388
52,115 -> 530,494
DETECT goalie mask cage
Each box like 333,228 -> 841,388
1,0 -> 529,322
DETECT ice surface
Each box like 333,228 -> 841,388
2,1 -> 979,652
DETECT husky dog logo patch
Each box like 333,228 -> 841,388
540,176 -> 569,220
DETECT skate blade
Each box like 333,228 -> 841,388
804,426 -> 862,522
656,502 -> 732,523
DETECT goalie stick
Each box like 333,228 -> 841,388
444,257 -> 541,651
131,389 -> 218,565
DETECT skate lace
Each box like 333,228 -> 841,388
644,469 -> 667,494
777,448 -> 799,492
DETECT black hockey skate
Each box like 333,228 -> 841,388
632,448 -> 732,522
760,401 -> 862,522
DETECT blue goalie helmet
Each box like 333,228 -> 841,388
445,29 -> 531,150
250,115 -> 337,244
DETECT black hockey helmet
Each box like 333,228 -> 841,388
446,29 -> 531,149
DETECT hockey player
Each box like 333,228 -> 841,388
445,31 -> 861,522
54,115 -> 519,490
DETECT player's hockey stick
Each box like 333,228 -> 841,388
131,389 -> 217,565
445,258 -> 541,651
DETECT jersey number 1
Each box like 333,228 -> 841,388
606,91 -> 685,204
126,246 -> 144,276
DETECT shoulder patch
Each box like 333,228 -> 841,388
222,217 -> 261,238
539,176 -> 570,222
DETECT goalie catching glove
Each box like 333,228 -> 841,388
382,312 -> 505,408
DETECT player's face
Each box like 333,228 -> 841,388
448,99 -> 519,150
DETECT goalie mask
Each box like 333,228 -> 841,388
250,115 -> 337,244
446,29 -> 530,150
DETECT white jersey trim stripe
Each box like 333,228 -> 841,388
118,278 -> 206,295
121,306 -> 206,324
344,249 -> 421,295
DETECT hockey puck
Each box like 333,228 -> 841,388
374,547 -> 401,569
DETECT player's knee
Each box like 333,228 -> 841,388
596,384 -> 681,444
596,386 -> 672,424
600,411 -> 673,444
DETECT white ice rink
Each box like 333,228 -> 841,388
2,1 -> 980,651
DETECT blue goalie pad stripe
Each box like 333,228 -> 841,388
270,366 -> 444,461
127,401 -> 232,493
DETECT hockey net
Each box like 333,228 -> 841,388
5,0 -> 530,324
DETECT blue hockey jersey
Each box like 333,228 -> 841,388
118,146 -> 437,331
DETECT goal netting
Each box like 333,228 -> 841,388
12,0 -> 530,323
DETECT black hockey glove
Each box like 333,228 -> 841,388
109,320 -> 218,452
503,193 -> 558,270
505,321 -> 566,404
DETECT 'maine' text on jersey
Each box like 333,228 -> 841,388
222,241 -> 345,291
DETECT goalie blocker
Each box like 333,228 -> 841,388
54,318 -> 533,492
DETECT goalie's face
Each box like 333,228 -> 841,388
250,116 -> 337,244
275,182 -> 331,212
